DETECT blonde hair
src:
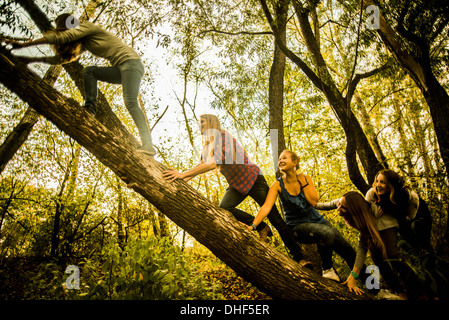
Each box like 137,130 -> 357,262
200,114 -> 222,146
199,114 -> 223,164
200,114 -> 221,130
280,150 -> 300,171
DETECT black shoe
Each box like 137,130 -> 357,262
83,103 -> 97,115
136,144 -> 156,156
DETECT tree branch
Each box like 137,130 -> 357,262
346,64 -> 389,105
259,0 -> 328,91
196,28 -> 272,38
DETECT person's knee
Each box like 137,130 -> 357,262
293,223 -> 336,246
123,97 -> 140,113
219,205 -> 237,215
82,66 -> 96,77
320,230 -> 335,246
218,201 -> 232,211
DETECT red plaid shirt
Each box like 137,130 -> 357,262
202,130 -> 262,195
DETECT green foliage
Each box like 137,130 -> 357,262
78,237 -> 223,300
24,261 -> 67,299
183,243 -> 270,300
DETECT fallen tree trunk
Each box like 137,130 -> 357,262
0,46 -> 368,300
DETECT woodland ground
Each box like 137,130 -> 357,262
0,245 -> 271,300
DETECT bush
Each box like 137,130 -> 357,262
77,237 -> 223,300
183,243 -> 271,300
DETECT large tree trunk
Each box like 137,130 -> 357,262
363,0 -> 449,184
268,0 -> 288,166
260,0 -> 384,193
0,46 -> 369,300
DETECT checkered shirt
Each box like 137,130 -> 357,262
204,130 -> 261,195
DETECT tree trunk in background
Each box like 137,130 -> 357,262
0,107 -> 40,173
353,91 -> 388,168
268,0 -> 288,169
266,1 -> 322,269
116,176 -> 126,248
0,47 -> 369,300
260,0 -> 384,194
363,0 -> 449,186
50,143 -> 81,258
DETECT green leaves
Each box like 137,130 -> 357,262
82,237 -> 223,300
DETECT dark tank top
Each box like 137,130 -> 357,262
277,176 -> 324,226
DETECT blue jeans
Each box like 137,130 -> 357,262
82,59 -> 153,146
291,220 -> 357,270
219,175 -> 304,261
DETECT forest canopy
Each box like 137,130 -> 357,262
0,0 -> 448,301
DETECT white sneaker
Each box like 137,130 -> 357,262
322,268 -> 341,282
376,289 -> 402,300
136,144 -> 156,156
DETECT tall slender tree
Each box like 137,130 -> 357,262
260,0 -> 388,193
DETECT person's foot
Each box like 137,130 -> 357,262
258,225 -> 272,242
83,103 -> 97,115
299,259 -> 314,270
322,267 -> 340,282
136,144 -> 156,156
376,289 -> 404,300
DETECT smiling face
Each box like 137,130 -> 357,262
278,151 -> 298,172
374,173 -> 391,196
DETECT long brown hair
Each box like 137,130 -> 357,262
200,114 -> 222,146
51,13 -> 83,63
342,191 -> 387,259
373,169 -> 410,206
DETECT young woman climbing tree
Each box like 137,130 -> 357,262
249,150 -> 360,282
331,191 -> 426,299
7,13 -> 156,156
163,114 -> 311,268
367,169 -> 433,252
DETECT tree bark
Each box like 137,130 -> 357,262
0,46 -> 369,300
268,0 -> 288,167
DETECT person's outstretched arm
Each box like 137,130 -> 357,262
6,37 -> 49,49
163,159 -> 217,183
315,198 -> 339,210
248,180 -> 281,228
